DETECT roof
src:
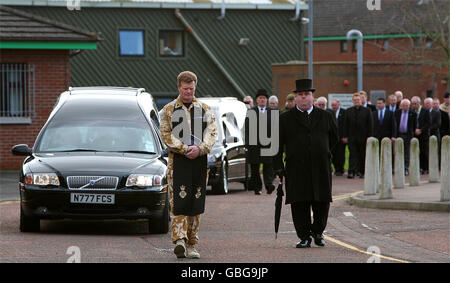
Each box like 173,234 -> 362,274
0,5 -> 102,42
7,5 -> 305,99
2,0 -> 301,10
313,0 -> 448,38
68,86 -> 146,96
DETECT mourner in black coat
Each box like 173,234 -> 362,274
432,98 -> 449,169
245,89 -> 276,195
424,98 -> 441,140
411,97 -> 431,173
330,99 -> 346,176
274,79 -> 338,248
343,93 -> 373,178
395,99 -> 417,173
372,98 -> 397,141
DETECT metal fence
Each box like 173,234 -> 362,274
0,63 -> 35,118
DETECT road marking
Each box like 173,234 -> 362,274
323,234 -> 409,263
0,200 -> 19,205
333,191 -> 362,201
343,212 -> 354,217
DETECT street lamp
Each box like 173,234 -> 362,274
346,29 -> 363,92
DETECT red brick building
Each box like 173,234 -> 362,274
273,0 -> 448,108
0,6 -> 101,170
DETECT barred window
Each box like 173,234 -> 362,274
0,63 -> 35,124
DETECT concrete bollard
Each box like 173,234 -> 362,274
428,135 -> 439,183
364,137 -> 379,195
394,138 -> 405,189
379,138 -> 393,199
441,136 -> 450,201
409,138 -> 420,186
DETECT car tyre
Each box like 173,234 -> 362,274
148,193 -> 170,234
20,206 -> 40,232
212,160 -> 229,195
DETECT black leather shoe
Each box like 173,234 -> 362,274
255,190 -> 262,195
335,171 -> 343,176
296,238 -> 311,248
347,172 -> 354,179
312,234 -> 325,247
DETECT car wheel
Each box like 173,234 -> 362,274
20,206 -> 40,232
148,193 -> 170,234
212,160 -> 229,195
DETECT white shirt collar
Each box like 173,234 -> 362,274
296,105 -> 314,115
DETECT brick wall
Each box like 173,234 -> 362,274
0,49 -> 70,170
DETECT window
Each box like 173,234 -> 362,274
159,30 -> 184,57
119,30 -> 144,56
0,63 -> 35,123
340,41 -> 348,52
382,39 -> 389,51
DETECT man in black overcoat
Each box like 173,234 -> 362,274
330,98 -> 346,176
274,79 -> 338,248
342,93 -> 373,179
245,89 -> 276,195
372,97 -> 397,142
395,99 -> 417,174
411,96 -> 431,174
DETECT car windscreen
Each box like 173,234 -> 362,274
36,119 -> 157,153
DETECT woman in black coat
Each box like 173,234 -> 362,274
275,79 -> 338,248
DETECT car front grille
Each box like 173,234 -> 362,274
67,176 -> 119,191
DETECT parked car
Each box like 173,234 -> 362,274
198,97 -> 248,194
12,87 -> 169,234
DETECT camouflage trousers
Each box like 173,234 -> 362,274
168,170 -> 201,245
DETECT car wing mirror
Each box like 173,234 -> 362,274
11,144 -> 32,156
162,147 -> 169,157
222,136 -> 238,148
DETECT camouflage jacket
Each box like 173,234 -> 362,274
160,95 -> 217,171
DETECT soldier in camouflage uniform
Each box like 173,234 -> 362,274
159,71 -> 217,259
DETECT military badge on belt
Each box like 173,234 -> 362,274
179,185 -> 187,198
195,187 -> 202,199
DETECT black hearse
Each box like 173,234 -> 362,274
12,87 -> 169,234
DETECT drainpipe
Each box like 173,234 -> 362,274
346,29 -> 363,92
289,0 -> 301,21
175,9 -> 247,99
308,0 -> 313,82
217,0 -> 225,20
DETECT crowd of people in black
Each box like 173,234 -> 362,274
244,89 -> 450,191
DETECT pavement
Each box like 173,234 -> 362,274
349,179 -> 450,212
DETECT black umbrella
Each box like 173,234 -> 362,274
275,175 -> 284,239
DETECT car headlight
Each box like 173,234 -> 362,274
25,173 -> 60,186
126,174 -> 162,188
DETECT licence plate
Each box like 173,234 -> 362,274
70,193 -> 115,204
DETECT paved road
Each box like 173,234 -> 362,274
0,173 -> 448,263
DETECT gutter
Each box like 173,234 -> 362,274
174,9 -> 247,99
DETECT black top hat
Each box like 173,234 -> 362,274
293,79 -> 315,93
255,89 -> 269,99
